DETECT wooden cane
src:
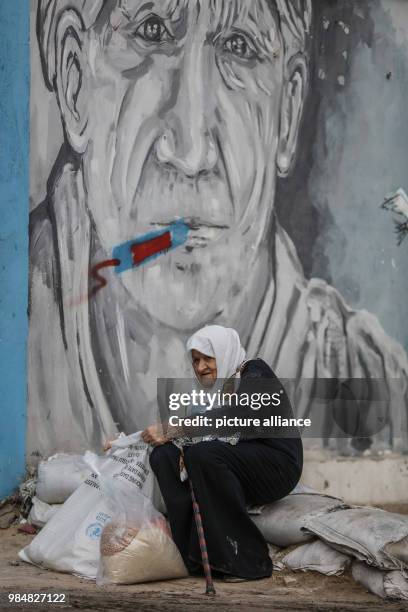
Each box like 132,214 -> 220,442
188,478 -> 216,595
180,450 -> 216,595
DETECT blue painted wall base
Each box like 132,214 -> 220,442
0,0 -> 29,497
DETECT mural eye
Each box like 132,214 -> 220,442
136,16 -> 171,43
223,33 -> 258,60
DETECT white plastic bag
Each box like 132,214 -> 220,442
303,507 -> 408,570
97,476 -> 187,584
250,493 -> 348,547
28,497 -> 61,528
352,561 -> 408,600
282,539 -> 351,575
19,433 -> 154,578
36,454 -> 91,504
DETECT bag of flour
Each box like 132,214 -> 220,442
282,539 -> 351,575
303,507 -> 408,570
352,561 -> 408,600
19,433 -> 154,578
250,493 -> 348,547
97,476 -> 187,585
36,454 -> 91,504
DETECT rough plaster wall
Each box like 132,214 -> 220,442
29,2 -> 61,209
278,0 -> 408,352
309,0 -> 408,349
27,1 -> 408,460
30,1 -> 408,351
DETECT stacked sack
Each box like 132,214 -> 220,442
250,487 -> 408,600
249,487 -> 348,547
28,454 -> 91,527
303,506 -> 408,600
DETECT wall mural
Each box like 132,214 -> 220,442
29,0 -> 408,461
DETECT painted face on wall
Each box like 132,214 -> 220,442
76,0 -> 304,328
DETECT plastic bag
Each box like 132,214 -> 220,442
19,433 -> 154,578
250,493 -> 348,547
36,454 -> 91,504
352,561 -> 408,600
92,432 -> 187,584
303,507 -> 408,570
282,539 -> 351,575
97,476 -> 187,585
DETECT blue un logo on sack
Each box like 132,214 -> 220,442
86,522 -> 103,540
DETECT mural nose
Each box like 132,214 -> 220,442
156,127 -> 218,178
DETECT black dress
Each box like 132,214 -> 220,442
149,359 -> 303,579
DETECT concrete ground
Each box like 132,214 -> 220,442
1,526 -> 408,612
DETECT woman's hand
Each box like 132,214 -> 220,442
141,423 -> 168,446
142,422 -> 182,445
103,438 -> 117,452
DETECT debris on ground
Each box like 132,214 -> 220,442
0,498 -> 19,530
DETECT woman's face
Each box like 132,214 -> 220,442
191,349 -> 217,387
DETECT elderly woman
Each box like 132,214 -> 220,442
142,325 -> 302,581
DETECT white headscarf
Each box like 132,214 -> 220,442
186,325 -> 246,381
172,326 -> 246,455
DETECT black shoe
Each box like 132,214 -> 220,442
221,575 -> 249,583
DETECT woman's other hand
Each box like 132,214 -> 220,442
103,438 -> 116,452
141,423 -> 168,446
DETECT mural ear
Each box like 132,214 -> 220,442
55,10 -> 89,154
277,54 -> 308,178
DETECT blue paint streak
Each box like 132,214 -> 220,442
113,219 -> 189,274
0,1 -> 29,497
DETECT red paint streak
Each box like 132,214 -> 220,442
131,231 -> 172,265
86,230 -> 172,302
90,258 -> 121,297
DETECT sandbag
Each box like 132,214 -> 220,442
352,561 -> 408,600
28,497 -> 61,528
250,493 -> 348,547
36,454 -> 91,504
282,539 -> 351,576
19,433 -> 154,579
290,483 -> 320,495
303,507 -> 408,570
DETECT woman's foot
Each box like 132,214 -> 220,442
221,575 -> 249,583
221,573 -> 269,583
